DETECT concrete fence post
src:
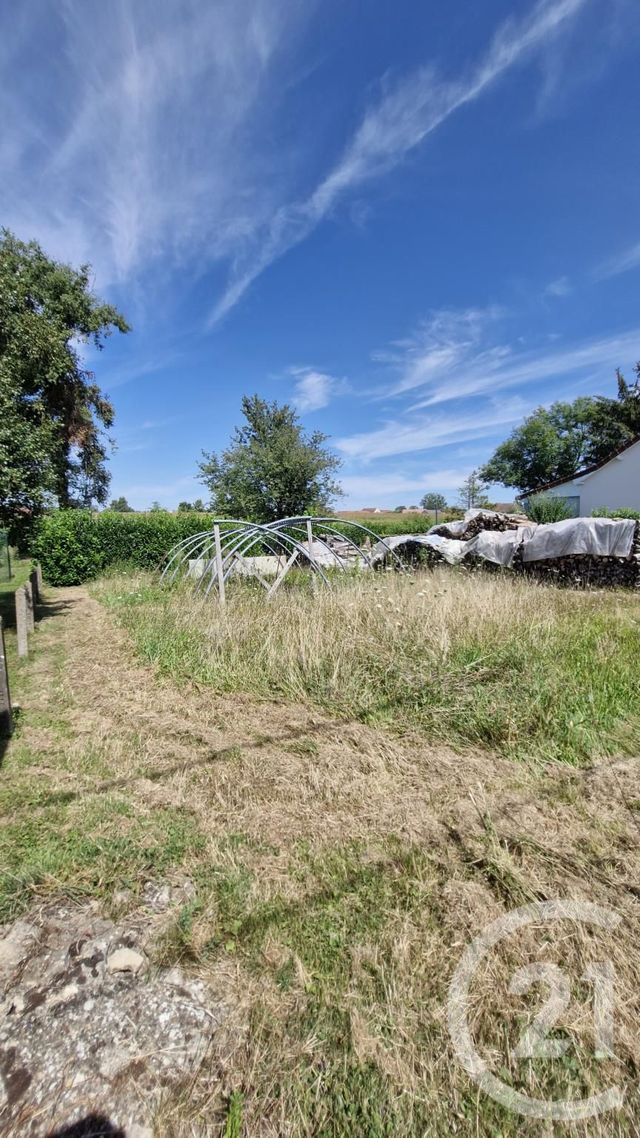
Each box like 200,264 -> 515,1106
15,587 -> 29,658
24,580 -> 35,634
213,524 -> 226,607
35,564 -> 43,597
0,617 -> 12,737
29,568 -> 40,606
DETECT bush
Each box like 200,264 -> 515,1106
33,511 -> 106,586
33,511 -> 216,586
525,493 -> 573,524
592,507 -> 640,520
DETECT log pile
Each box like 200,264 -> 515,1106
430,510 -> 529,540
373,511 -> 640,589
513,522 -> 640,589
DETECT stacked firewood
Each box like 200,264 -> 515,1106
513,522 -> 640,588
430,510 -> 529,541
375,512 -> 640,588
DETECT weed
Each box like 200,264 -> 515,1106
223,1091 -> 244,1138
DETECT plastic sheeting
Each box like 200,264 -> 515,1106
521,516 -> 635,561
371,515 -> 636,570
370,533 -> 468,565
464,526 -> 536,567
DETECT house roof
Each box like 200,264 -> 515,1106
521,433 -> 640,496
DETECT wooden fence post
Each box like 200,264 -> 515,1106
24,580 -> 35,634
15,586 -> 28,658
29,568 -> 40,606
35,564 -> 43,597
213,524 -> 226,607
0,617 -> 12,736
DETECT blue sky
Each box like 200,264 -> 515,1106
3,0 -> 640,509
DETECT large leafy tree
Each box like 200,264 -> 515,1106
0,229 -> 129,527
481,369 -> 640,493
198,395 -> 342,521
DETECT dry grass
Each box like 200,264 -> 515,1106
97,567 -> 640,765
2,580 -> 639,1135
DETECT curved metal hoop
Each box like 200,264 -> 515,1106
161,516 -> 405,601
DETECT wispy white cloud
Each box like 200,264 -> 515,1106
336,398 -> 528,461
410,328 -> 640,407
375,307 -> 505,397
371,308 -> 640,409
545,275 -> 572,297
340,469 -> 471,505
291,368 -> 336,412
0,0 -> 598,328
595,240 -> 640,280
1,0 -> 309,290
211,0 -> 590,322
335,309 -> 640,462
290,366 -> 349,412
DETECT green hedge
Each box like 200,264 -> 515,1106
33,509 -> 453,587
33,511 -> 215,586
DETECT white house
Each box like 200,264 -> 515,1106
529,435 -> 640,515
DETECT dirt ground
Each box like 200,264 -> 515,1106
1,586 -> 639,1136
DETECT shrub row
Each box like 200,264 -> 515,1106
34,510 -> 452,586
33,511 -> 216,586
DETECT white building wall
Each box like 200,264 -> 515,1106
545,440 -> 640,514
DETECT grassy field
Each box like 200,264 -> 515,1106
334,510 -> 459,537
1,569 -> 639,1135
96,567 -> 640,766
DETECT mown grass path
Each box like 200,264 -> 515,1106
1,584 -> 639,1136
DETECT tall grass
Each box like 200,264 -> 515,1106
96,569 -> 640,765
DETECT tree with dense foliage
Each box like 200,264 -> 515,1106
458,471 -> 491,510
108,496 -> 134,512
480,369 -> 640,492
198,395 -> 342,521
177,499 -> 208,512
149,501 -> 167,513
420,492 -> 447,512
0,230 -> 129,528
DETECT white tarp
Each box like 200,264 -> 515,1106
521,516 -> 635,561
463,526 -> 537,567
371,516 -> 636,571
370,533 -> 468,565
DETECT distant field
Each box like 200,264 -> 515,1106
334,510 -> 457,537
336,509 -> 436,520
